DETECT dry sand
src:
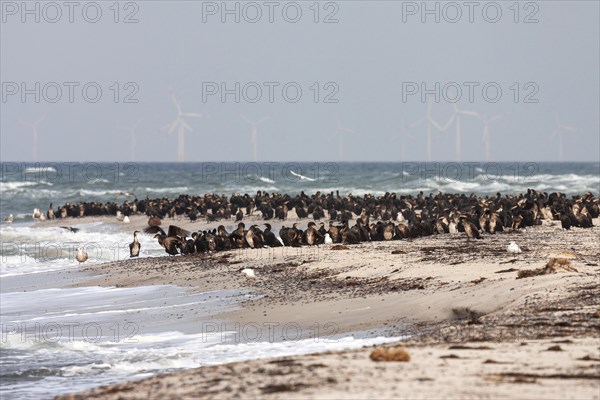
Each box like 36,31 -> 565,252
50,214 -> 599,399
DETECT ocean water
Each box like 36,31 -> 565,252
1,161 -> 599,398
1,162 -> 599,224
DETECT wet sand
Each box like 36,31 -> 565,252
48,212 -> 600,399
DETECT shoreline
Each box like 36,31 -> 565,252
51,215 -> 600,399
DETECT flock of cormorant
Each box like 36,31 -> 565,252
25,190 -> 599,257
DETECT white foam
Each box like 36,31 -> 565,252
259,176 -> 275,184
87,178 -> 111,184
0,224 -> 164,277
24,167 -> 57,173
143,186 -> 190,194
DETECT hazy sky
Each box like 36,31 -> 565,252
1,1 -> 599,162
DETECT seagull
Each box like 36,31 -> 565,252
123,216 -> 131,224
507,242 -> 522,254
4,214 -> 14,224
32,208 -> 42,219
116,211 -> 125,221
76,247 -> 88,264
241,268 -> 256,279
324,233 -> 333,244
114,192 -> 136,200
289,170 -> 316,182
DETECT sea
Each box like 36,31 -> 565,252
1,161 -> 599,399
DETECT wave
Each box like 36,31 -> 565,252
24,166 -> 57,173
1,328 -> 404,400
87,178 -> 111,184
0,181 -> 53,192
259,176 -> 275,184
142,186 -> 190,194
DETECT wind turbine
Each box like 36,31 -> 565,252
163,95 -> 205,162
240,115 -> 270,162
333,115 -> 355,161
474,113 -> 503,161
391,116 -> 423,160
552,113 -> 576,162
119,119 -> 142,161
412,101 -> 454,161
450,104 -> 478,162
19,114 -> 46,162
424,104 -> 455,160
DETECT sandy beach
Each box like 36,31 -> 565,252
43,212 -> 600,399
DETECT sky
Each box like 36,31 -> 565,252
1,1 -> 599,162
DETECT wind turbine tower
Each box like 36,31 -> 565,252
240,115 -> 270,162
451,104 -> 478,162
19,114 -> 46,162
119,119 -> 142,161
552,113 -> 576,162
334,115 -> 355,161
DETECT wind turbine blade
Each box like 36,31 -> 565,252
554,112 -> 561,126
429,115 -> 455,132
489,114 -> 504,122
408,117 -> 426,128
562,125 -> 576,132
257,116 -> 270,125
441,114 -> 455,131
36,113 -> 47,125
428,117 -> 444,132
240,114 -> 253,125
171,95 -> 182,114
162,120 -> 176,131
182,112 -> 203,118
168,123 -> 179,136
458,110 -> 479,117
339,127 -> 355,134
180,120 -> 193,132
164,121 -> 178,135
